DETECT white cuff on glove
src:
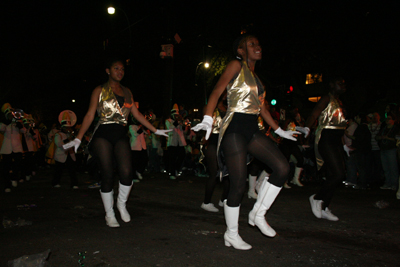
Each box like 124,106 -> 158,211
295,126 -> 310,138
191,115 -> 213,140
275,127 -> 300,141
62,138 -> 81,153
155,129 -> 172,137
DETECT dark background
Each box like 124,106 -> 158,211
1,0 -> 399,124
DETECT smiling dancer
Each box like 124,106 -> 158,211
64,57 -> 170,227
193,34 -> 301,250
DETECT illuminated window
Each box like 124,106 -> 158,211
308,96 -> 321,102
305,74 -> 323,84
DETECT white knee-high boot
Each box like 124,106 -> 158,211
255,170 -> 269,194
291,167 -> 304,187
247,175 -> 258,199
248,181 -> 281,237
224,201 -> 252,250
117,183 -> 133,222
100,190 -> 120,227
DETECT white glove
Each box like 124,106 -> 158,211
343,144 -> 351,157
191,115 -> 213,140
62,138 -> 81,153
155,129 -> 172,137
295,126 -> 310,138
275,127 -> 300,141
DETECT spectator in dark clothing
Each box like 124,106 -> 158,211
345,113 -> 372,189
376,112 -> 399,190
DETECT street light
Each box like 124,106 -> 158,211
195,62 -> 210,105
107,7 -> 115,14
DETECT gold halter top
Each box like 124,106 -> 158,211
96,84 -> 133,126
216,61 -> 266,178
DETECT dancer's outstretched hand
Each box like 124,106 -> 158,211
191,115 -> 213,140
62,138 -> 81,153
295,126 -> 310,138
275,127 -> 300,141
155,129 -> 172,137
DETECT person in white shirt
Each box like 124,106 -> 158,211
0,104 -> 25,192
51,120 -> 78,189
165,105 -> 187,180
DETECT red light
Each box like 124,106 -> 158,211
289,86 -> 293,92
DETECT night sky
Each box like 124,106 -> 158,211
1,0 -> 399,123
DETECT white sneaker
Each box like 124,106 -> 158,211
218,200 -> 224,207
309,194 -> 322,218
201,203 -> 219,212
12,181 -> 18,187
321,207 -> 339,221
136,172 -> 143,180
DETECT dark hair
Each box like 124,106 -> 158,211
325,73 -> 344,84
356,113 -> 368,124
232,34 -> 257,60
386,111 -> 397,122
105,56 -> 126,69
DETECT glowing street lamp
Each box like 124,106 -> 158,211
107,7 -> 115,14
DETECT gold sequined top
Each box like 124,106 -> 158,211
212,108 -> 225,134
217,61 -> 265,178
317,93 -> 347,131
314,92 -> 347,169
87,84 -> 134,147
97,85 -> 132,126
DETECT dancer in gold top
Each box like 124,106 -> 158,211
193,35 -> 301,250
304,75 -> 347,222
64,57 -> 170,227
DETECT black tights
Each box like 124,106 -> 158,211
280,140 -> 304,168
315,129 -> 346,207
91,136 -> 133,193
203,134 -> 229,204
221,131 -> 290,207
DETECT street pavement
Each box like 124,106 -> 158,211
1,167 -> 399,267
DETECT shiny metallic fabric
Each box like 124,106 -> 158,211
212,108 -> 224,134
314,93 -> 347,169
216,61 -> 265,179
97,84 -> 132,126
88,84 -> 133,146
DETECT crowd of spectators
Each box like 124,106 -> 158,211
1,101 -> 399,200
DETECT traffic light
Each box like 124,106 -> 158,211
286,86 -> 293,94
